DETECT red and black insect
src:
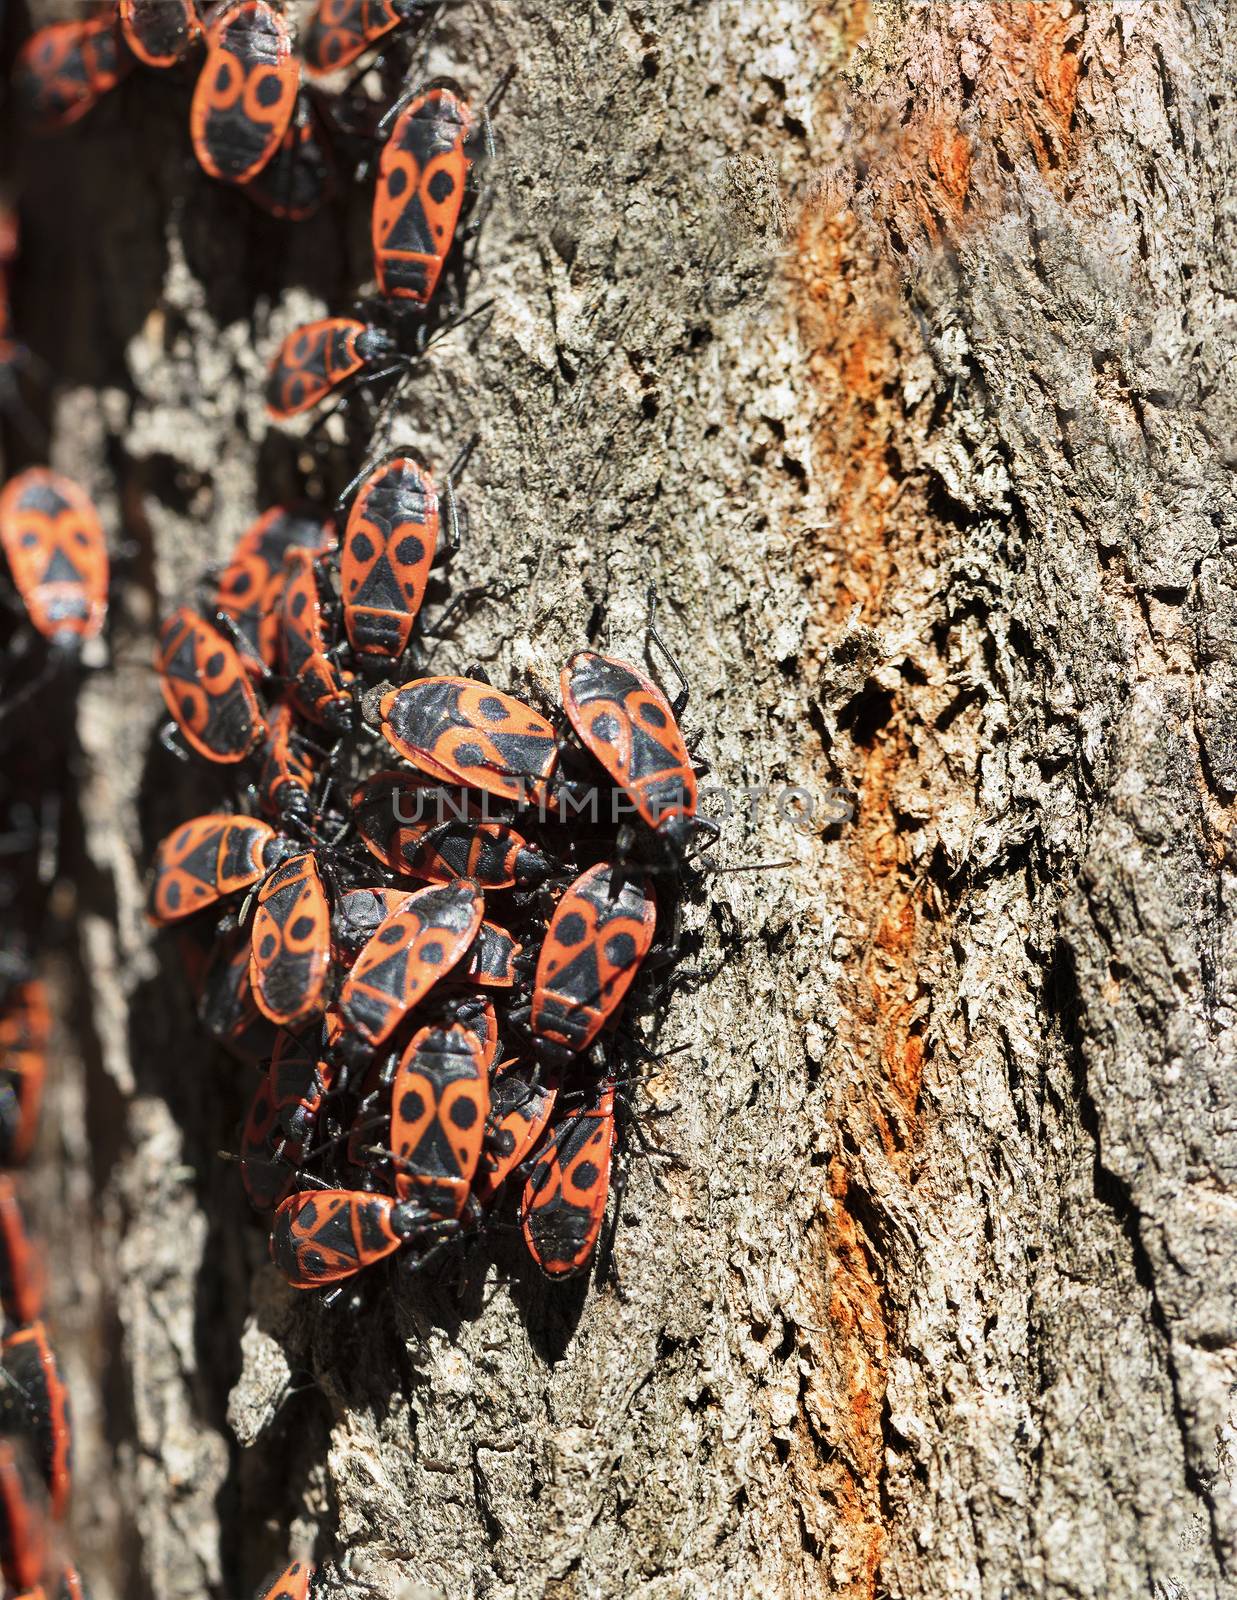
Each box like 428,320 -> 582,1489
214,504 -> 335,678
0,1437 -> 48,1592
119,0 -> 202,69
529,863 -> 656,1068
150,813 -> 292,924
270,1187 -> 453,1287
253,1559 -> 320,1600
379,676 -> 558,804
372,85 -> 474,305
248,851 -> 331,1026
0,980 -> 48,1166
190,0 -> 300,184
344,984 -> 502,1182
12,15 -> 131,130
245,93 -> 335,222
0,1176 -> 45,1326
155,606 -> 267,763
0,469 -> 108,649
350,772 -> 552,889
560,649 -> 698,853
1,1321 -> 72,1517
337,878 -> 484,1058
256,703 -> 319,829
519,1080 -> 616,1278
279,548 -> 353,733
385,1022 -> 489,1219
474,1061 -> 557,1203
395,816 -> 549,890
303,0 -> 435,74
340,454 -> 441,664
264,317 -> 400,420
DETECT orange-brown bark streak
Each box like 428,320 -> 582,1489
792,3 -> 1082,1594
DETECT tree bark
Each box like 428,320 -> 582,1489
7,0 -> 1235,1597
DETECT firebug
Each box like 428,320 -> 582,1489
279,548 -> 353,733
519,1080 -> 616,1278
560,649 -> 697,851
372,85 -> 473,306
303,0 -> 435,75
336,878 -> 484,1057
350,771 -> 550,888
12,16 -> 131,130
155,607 -> 266,763
150,813 -> 291,925
269,1018 -> 341,1144
213,505 -> 336,678
253,1560 -> 320,1600
240,1072 -> 300,1211
255,703 -> 318,829
397,818 -> 549,890
474,1061 -> 557,1203
264,317 -> 399,420
339,454 -> 440,664
189,1 -> 300,185
270,1187 -> 458,1288
0,470 -> 108,649
386,1022 -> 488,1219
248,851 -> 332,1026
119,0 -> 201,68
378,676 -> 558,804
198,927 -> 282,1067
529,863 -> 656,1068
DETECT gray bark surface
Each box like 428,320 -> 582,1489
7,1 -> 1235,1597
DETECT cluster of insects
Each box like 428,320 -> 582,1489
154,515 -> 710,1286
12,0 -> 499,233
0,461 -> 107,1599
159,581 -> 712,1600
5,0 -> 720,1592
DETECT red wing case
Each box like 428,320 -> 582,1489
190,1 -> 299,184
532,864 -> 655,1062
519,1085 -> 616,1278
561,650 -> 696,835
372,87 -> 472,304
0,470 -> 108,646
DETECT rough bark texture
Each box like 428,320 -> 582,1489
6,0 -> 1236,1597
